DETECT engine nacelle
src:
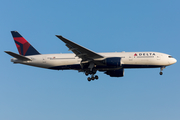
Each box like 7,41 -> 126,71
105,69 -> 124,77
103,57 -> 121,67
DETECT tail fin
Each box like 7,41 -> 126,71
11,31 -> 40,56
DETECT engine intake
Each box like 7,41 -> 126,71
103,57 -> 121,67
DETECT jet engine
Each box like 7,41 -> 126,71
105,69 -> 124,77
103,57 -> 122,67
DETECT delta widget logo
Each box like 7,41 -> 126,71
134,53 -> 156,56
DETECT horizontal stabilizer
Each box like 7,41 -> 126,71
5,51 -> 31,61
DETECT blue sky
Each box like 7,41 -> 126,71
0,0 -> 180,120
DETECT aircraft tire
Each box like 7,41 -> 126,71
87,77 -> 91,81
85,72 -> 89,76
95,75 -> 98,80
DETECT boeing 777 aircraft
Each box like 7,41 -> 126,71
5,31 -> 177,81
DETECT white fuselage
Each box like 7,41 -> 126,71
7,31 -> 177,79
11,51 -> 177,71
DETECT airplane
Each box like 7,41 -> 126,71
5,31 -> 177,81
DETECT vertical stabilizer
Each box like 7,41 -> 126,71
11,31 -> 40,56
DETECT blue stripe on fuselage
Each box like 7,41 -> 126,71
48,64 -> 162,70
49,64 -> 81,70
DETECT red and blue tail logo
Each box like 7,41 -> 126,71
11,31 -> 40,56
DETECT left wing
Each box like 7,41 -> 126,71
56,35 -> 104,61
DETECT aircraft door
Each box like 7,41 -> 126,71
129,55 -> 133,61
42,56 -> 46,63
157,55 -> 161,60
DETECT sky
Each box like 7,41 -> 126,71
0,0 -> 180,120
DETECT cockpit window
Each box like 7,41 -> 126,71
168,56 -> 173,58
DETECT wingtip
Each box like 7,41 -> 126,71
56,35 -> 64,40
56,35 -> 62,37
4,51 -> 10,53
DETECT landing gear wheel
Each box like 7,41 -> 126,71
85,72 -> 89,76
95,75 -> 99,80
160,72 -> 163,75
87,77 -> 91,81
91,77 -> 95,80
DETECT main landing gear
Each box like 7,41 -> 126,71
85,70 -> 99,81
159,66 -> 165,75
86,71 -> 99,81
87,75 -> 99,81
85,62 -> 99,81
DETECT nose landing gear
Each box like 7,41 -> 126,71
160,71 -> 163,75
159,66 -> 166,75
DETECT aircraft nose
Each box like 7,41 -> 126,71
170,58 -> 177,64
173,58 -> 177,64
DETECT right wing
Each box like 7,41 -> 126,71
5,51 -> 32,61
56,35 -> 104,61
